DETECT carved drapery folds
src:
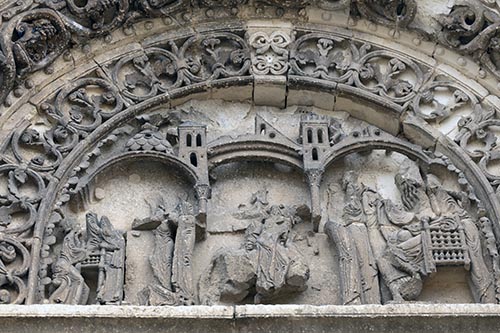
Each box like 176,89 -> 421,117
49,212 -> 125,305
0,0 -> 499,308
13,103 -> 494,306
137,199 -> 196,306
327,163 -> 495,304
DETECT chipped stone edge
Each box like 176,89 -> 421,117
1,304 -> 500,319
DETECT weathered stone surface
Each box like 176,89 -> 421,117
0,0 -> 500,330
1,304 -> 500,332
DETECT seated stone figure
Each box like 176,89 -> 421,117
328,161 -> 495,304
379,165 -> 495,303
200,192 -> 310,305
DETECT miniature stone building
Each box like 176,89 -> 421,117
1,0 -> 500,332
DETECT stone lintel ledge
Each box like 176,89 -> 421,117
1,304 -> 500,333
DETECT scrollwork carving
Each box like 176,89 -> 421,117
353,0 -> 417,28
291,34 -> 424,105
39,0 -> 129,37
113,48 -> 182,102
290,34 -> 344,81
180,32 -> 251,83
42,77 -> 124,133
0,235 -> 30,304
439,2 -> 500,80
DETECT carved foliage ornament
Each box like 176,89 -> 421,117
0,2 -> 498,308
290,33 -> 424,104
1,0 -> 500,107
113,33 -> 250,102
0,0 -> 423,106
439,2 -> 500,80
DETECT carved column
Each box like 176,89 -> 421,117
305,168 -> 324,232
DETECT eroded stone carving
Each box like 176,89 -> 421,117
200,190 -> 310,304
327,160 -> 495,304
49,228 -> 89,305
325,171 -> 379,305
85,212 -> 125,304
0,1 -> 499,307
353,0 -> 417,28
0,236 -> 29,304
439,2 -> 500,79
249,31 -> 291,75
49,212 -> 125,305
138,199 -> 196,306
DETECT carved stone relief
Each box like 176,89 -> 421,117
0,100 -> 490,306
0,0 -> 499,311
0,0 -> 497,107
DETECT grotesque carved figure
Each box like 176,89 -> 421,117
12,15 -> 69,77
200,190 -> 310,304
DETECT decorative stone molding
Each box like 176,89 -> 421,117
0,0 -> 500,321
0,0 -> 498,108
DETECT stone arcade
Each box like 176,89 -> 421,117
1,0 -> 500,332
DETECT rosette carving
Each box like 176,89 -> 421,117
249,31 -> 291,75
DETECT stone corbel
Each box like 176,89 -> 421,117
305,168 -> 324,232
194,183 -> 211,233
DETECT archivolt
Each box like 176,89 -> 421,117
0,11 -> 499,304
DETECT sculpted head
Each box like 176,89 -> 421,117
341,170 -> 359,191
425,174 -> 442,192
